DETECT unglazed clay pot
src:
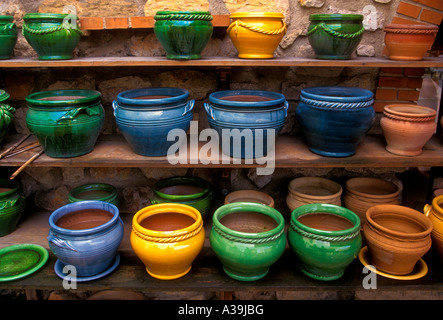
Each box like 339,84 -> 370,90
424,195 -> 443,263
380,104 -> 437,156
384,24 -> 439,61
286,176 -> 342,211
210,202 -> 286,281
288,203 -> 362,281
224,190 -> 275,208
364,204 -> 433,275
130,203 -> 205,280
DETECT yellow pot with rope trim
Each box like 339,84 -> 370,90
227,12 -> 286,59
130,203 -> 205,280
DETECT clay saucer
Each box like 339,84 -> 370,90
358,246 -> 428,280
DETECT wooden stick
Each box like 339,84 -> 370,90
2,142 -> 40,159
10,149 -> 44,180
0,134 -> 31,159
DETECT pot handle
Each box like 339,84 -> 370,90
22,19 -> 83,36
56,106 -> 101,122
423,204 -> 432,217
0,103 -> 15,128
2,23 -> 16,32
112,100 -> 119,117
283,100 -> 288,118
227,19 -> 287,36
183,99 -> 195,116
204,103 -> 215,121
307,22 -> 364,39
48,235 -> 78,252
149,198 -> 160,205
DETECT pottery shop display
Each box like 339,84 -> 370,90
113,87 -> 194,156
48,201 -> 124,278
380,104 -> 437,156
424,195 -> 443,263
0,179 -> 26,237
286,176 -> 342,211
130,203 -> 205,280
307,14 -> 364,60
288,203 -> 361,281
69,183 -> 119,207
22,13 -> 82,60
0,16 -> 17,59
343,177 -> 401,226
210,202 -> 286,281
154,11 -> 213,60
0,90 -> 15,146
364,204 -> 432,275
384,24 -> 439,61
26,90 -> 104,158
296,86 -> 375,157
224,190 -> 275,208
227,12 -> 286,59
150,176 -> 212,217
205,89 -> 287,158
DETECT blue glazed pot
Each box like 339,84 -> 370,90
296,86 -> 374,157
48,201 -> 124,277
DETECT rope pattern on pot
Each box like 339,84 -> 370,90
22,21 -> 83,36
383,112 -> 435,122
300,96 -> 374,110
132,223 -> 203,243
290,219 -> 360,242
307,22 -> 364,39
213,225 -> 284,244
227,19 -> 287,36
154,13 -> 213,21
384,28 -> 438,34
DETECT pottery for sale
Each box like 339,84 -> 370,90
130,203 -> 205,280
364,204 -> 432,275
227,12 -> 286,59
380,104 -> 437,156
224,190 -> 275,208
424,195 -> 443,263
0,16 -> 17,59
210,202 -> 286,281
69,183 -> 118,207
288,203 -> 362,281
0,179 -> 26,237
0,90 -> 15,146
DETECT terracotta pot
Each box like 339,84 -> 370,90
286,177 -> 342,212
344,177 -> 401,226
224,190 -> 275,208
364,204 -> 433,275
424,195 -> 443,263
380,104 -> 437,156
384,24 -> 439,61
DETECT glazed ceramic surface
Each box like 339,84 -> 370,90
307,14 -> 364,60
0,179 -> 26,237
227,12 -> 286,59
0,16 -> 17,59
0,90 -> 15,146
69,183 -> 119,207
380,104 -> 437,156
296,86 -> 375,157
424,195 -> 443,263
26,90 -> 104,158
288,203 -> 362,281
130,203 -> 205,280
210,202 -> 286,281
154,11 -> 213,60
48,201 -> 124,277
22,13 -> 82,60
224,190 -> 275,208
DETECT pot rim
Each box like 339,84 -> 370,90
26,89 -> 101,107
209,90 -> 286,109
212,202 -> 285,239
430,195 -> 443,216
224,190 -> 275,207
23,13 -> 79,21
291,203 -> 361,237
301,86 -> 373,103
153,176 -> 211,201
0,179 -> 20,199
0,90 -> 10,103
155,11 -> 212,15
0,16 -> 14,22
345,177 -> 401,199
309,14 -> 363,21
383,104 -> 436,119
69,183 -> 117,202
384,24 -> 439,32
229,12 -> 284,19
288,177 -> 343,200
116,87 -> 189,107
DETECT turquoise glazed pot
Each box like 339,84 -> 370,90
0,179 -> 26,237
288,203 -> 362,281
69,183 -> 119,207
26,90 -> 104,158
307,14 -> 364,60
22,13 -> 82,60
0,90 -> 15,146
210,202 -> 286,281
0,16 -> 17,59
154,11 -> 213,60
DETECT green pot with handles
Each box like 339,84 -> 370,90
288,203 -> 362,281
0,90 -> 15,146
0,16 -> 17,59
22,13 -> 82,60
210,202 -> 286,281
0,179 -> 26,237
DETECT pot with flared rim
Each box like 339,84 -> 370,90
208,89 -> 286,109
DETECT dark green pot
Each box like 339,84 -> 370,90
154,11 -> 213,60
307,14 -> 364,60
69,183 -> 119,207
288,203 -> 361,281
22,13 -> 82,60
0,16 -> 17,59
25,90 -> 104,158
0,179 -> 26,237
0,90 -> 15,147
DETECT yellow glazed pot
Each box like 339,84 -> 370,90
424,195 -> 443,263
130,203 -> 205,280
227,12 -> 286,59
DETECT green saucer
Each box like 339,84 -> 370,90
0,244 -> 49,282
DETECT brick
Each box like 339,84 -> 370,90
404,68 -> 426,76
391,16 -> 424,24
416,0 -> 443,11
378,76 -> 408,88
420,9 -> 443,25
380,67 -> 404,75
212,15 -> 230,27
407,77 -> 424,89
398,89 -> 421,101
105,17 -> 129,29
397,1 -> 422,19
130,16 -> 154,28
79,17 -> 104,30
375,89 -> 398,100
374,101 -> 410,112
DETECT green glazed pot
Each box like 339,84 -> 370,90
210,202 -> 286,281
69,183 -> 119,207
0,90 -> 15,147
150,176 -> 212,217
25,90 -> 104,158
0,16 -> 17,59
307,14 -> 364,60
154,11 -> 213,60
22,13 -> 82,60
0,179 -> 26,237
288,203 -> 362,281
